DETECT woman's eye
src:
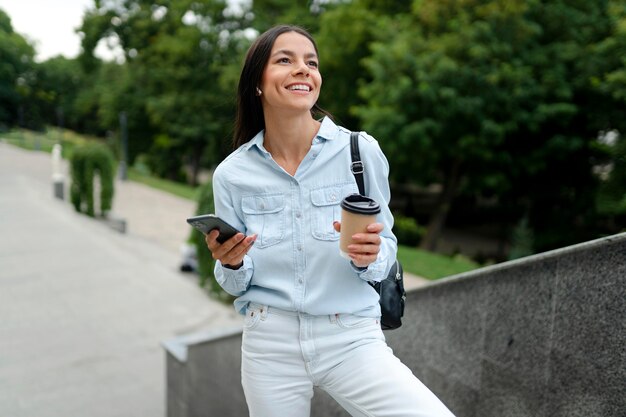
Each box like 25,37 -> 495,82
308,61 -> 319,68
278,57 -> 290,64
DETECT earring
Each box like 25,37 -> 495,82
255,87 -> 262,96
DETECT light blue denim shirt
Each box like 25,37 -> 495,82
213,117 -> 397,317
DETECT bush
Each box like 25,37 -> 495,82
189,180 -> 234,303
70,142 -> 115,217
392,214 -> 425,246
508,216 -> 534,260
145,134 -> 188,182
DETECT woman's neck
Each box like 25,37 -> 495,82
263,113 -> 321,164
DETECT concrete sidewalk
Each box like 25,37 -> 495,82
0,142 -> 241,417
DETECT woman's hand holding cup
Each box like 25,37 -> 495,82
335,194 -> 383,268
334,221 -> 383,268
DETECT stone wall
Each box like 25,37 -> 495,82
163,232 -> 626,417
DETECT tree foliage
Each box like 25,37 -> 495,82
76,0 -> 250,184
353,0 -> 625,252
249,0 -> 334,33
316,0 -> 412,128
0,9 -> 37,129
34,57 -> 85,129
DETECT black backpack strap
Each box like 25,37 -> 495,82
350,131 -> 365,195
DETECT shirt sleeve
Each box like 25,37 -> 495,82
353,133 -> 398,283
214,256 -> 254,296
211,164 -> 254,296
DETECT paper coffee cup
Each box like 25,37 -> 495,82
339,194 -> 381,259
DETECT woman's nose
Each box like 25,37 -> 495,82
292,60 -> 310,77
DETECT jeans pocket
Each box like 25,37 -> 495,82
243,305 -> 264,331
335,313 -> 379,329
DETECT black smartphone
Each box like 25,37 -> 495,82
186,214 -> 241,244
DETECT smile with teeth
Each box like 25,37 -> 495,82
287,84 -> 311,92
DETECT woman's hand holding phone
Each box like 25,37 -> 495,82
205,231 -> 257,270
186,214 -> 256,269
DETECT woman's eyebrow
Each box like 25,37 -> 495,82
271,49 -> 318,59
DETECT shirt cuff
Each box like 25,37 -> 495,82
215,255 -> 253,294
352,256 -> 388,283
349,261 -> 368,272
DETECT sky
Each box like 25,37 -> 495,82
0,0 -> 99,62
0,0 -> 249,62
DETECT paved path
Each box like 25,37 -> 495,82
111,173 -> 198,255
0,141 -> 428,417
0,142 -> 241,417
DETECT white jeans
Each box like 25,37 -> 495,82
241,303 -> 455,417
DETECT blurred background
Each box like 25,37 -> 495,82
1,0 -> 624,267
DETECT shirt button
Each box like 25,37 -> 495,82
330,194 -> 336,201
295,212 -> 301,218
299,279 -> 303,284
297,245 -> 302,251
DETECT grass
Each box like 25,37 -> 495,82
2,127 -> 94,160
397,244 -> 480,280
128,167 -> 199,201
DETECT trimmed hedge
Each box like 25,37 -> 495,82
70,142 -> 115,217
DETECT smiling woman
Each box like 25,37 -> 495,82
199,24 -> 457,417
257,31 -> 324,174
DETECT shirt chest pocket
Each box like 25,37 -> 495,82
310,184 -> 355,241
241,194 -> 286,248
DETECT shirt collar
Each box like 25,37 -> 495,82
243,116 -> 340,153
315,116 -> 339,141
243,129 -> 266,152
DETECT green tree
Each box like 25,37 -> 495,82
33,57 -> 84,130
592,1 -> 626,226
71,60 -> 157,165
356,0 -> 623,252
249,0 -> 333,34
316,0 -> 412,128
0,9 -> 37,128
78,0 -> 249,184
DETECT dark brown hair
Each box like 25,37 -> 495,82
233,25 -> 330,149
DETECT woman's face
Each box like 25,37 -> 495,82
259,31 -> 322,115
